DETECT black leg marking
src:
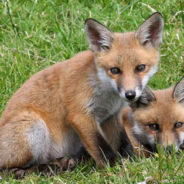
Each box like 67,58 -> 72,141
96,132 -> 116,166
74,146 -> 90,162
118,125 -> 133,158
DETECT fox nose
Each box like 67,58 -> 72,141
165,146 -> 172,154
125,90 -> 136,100
179,143 -> 184,150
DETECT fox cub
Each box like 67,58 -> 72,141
0,12 -> 163,169
123,77 -> 184,156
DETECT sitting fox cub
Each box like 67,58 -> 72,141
0,12 -> 163,170
123,77 -> 184,156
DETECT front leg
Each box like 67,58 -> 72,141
118,125 -> 133,157
102,113 -> 133,158
70,114 -> 116,168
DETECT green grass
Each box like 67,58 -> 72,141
0,0 -> 184,183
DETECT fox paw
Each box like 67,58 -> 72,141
49,157 -> 76,172
7,167 -> 34,179
35,157 -> 76,176
6,157 -> 76,179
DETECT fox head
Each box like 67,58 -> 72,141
125,77 -> 184,152
85,12 -> 164,102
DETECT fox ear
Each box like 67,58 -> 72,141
131,87 -> 156,110
173,77 -> 184,105
135,12 -> 164,49
85,18 -> 114,52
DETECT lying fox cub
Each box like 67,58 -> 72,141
123,77 -> 184,156
0,12 -> 163,170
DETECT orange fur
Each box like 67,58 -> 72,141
123,84 -> 184,156
0,14 -> 163,169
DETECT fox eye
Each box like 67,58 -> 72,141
148,123 -> 159,131
174,122 -> 183,129
135,64 -> 146,72
110,67 -> 121,74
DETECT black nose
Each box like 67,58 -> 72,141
125,90 -> 136,100
165,146 -> 172,154
180,143 -> 184,150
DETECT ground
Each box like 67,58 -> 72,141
0,0 -> 184,183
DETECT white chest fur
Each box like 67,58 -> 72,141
87,68 -> 124,123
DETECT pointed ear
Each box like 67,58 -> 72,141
173,77 -> 184,105
85,18 -> 114,52
130,87 -> 156,110
135,12 -> 164,49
